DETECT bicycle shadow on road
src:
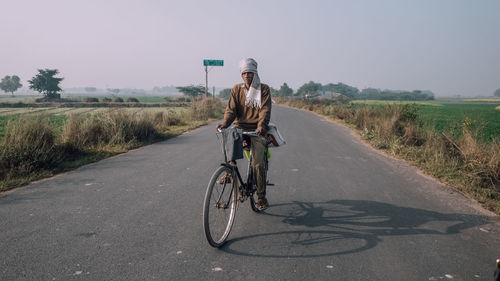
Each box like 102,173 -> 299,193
220,199 -> 494,258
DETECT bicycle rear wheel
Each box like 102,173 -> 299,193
203,165 -> 237,247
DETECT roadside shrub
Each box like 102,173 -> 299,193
0,116 -> 62,179
63,110 -> 159,148
332,94 -> 352,104
127,97 -> 139,103
454,127 -> 499,190
83,97 -> 99,102
106,110 -> 157,144
102,97 -> 112,103
187,98 -> 224,121
153,110 -> 183,129
114,97 -> 124,103
63,113 -> 109,148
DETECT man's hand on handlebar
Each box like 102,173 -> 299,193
257,127 -> 267,136
216,124 -> 224,132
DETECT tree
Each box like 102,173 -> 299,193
360,88 -> 381,99
0,75 -> 22,95
494,88 -> 500,97
176,85 -> 205,98
325,82 -> 359,99
85,87 -> 97,92
28,69 -> 63,99
219,88 -> 231,99
277,83 -> 293,97
270,87 -> 279,97
296,81 -> 322,97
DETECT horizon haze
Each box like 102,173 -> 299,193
1,0 -> 499,97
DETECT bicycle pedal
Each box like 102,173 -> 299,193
267,182 -> 274,186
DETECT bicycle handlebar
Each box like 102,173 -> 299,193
217,128 -> 259,136
242,131 -> 259,136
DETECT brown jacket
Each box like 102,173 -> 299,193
221,83 -> 272,131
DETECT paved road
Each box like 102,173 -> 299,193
1,106 -> 499,281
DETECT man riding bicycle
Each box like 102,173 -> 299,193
216,58 -> 272,211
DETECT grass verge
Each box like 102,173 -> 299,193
277,98 -> 500,214
0,98 -> 225,192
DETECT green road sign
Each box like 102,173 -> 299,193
203,59 -> 224,66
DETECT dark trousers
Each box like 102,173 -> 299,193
250,136 -> 267,198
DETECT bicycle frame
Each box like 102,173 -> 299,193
216,129 -> 258,199
218,153 -> 255,207
204,129 -> 269,247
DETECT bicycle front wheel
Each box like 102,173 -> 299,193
203,165 -> 237,247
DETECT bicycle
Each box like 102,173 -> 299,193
203,128 -> 270,248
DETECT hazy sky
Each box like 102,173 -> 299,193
1,0 -> 499,96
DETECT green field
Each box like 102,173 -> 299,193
352,100 -> 499,142
352,100 -> 442,107
0,95 -> 39,103
0,114 -> 67,138
418,103 -> 500,142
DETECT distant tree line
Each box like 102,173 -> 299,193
152,85 -> 178,94
495,88 -> 500,97
218,82 -> 294,99
359,88 -> 435,101
12,69 -> 499,101
217,81 -> 435,101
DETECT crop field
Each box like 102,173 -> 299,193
0,95 -> 39,103
352,100 -> 442,107
418,103 -> 500,142
353,100 -> 499,142
463,98 -> 500,102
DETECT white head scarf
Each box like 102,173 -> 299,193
239,58 -> 262,109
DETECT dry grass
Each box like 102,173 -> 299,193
278,98 -> 500,214
0,99 -> 225,191
187,98 -> 225,121
0,116 -> 64,184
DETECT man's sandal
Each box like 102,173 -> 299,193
256,197 -> 269,211
217,173 -> 232,184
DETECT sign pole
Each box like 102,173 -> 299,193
203,59 -> 223,99
205,65 -> 208,99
